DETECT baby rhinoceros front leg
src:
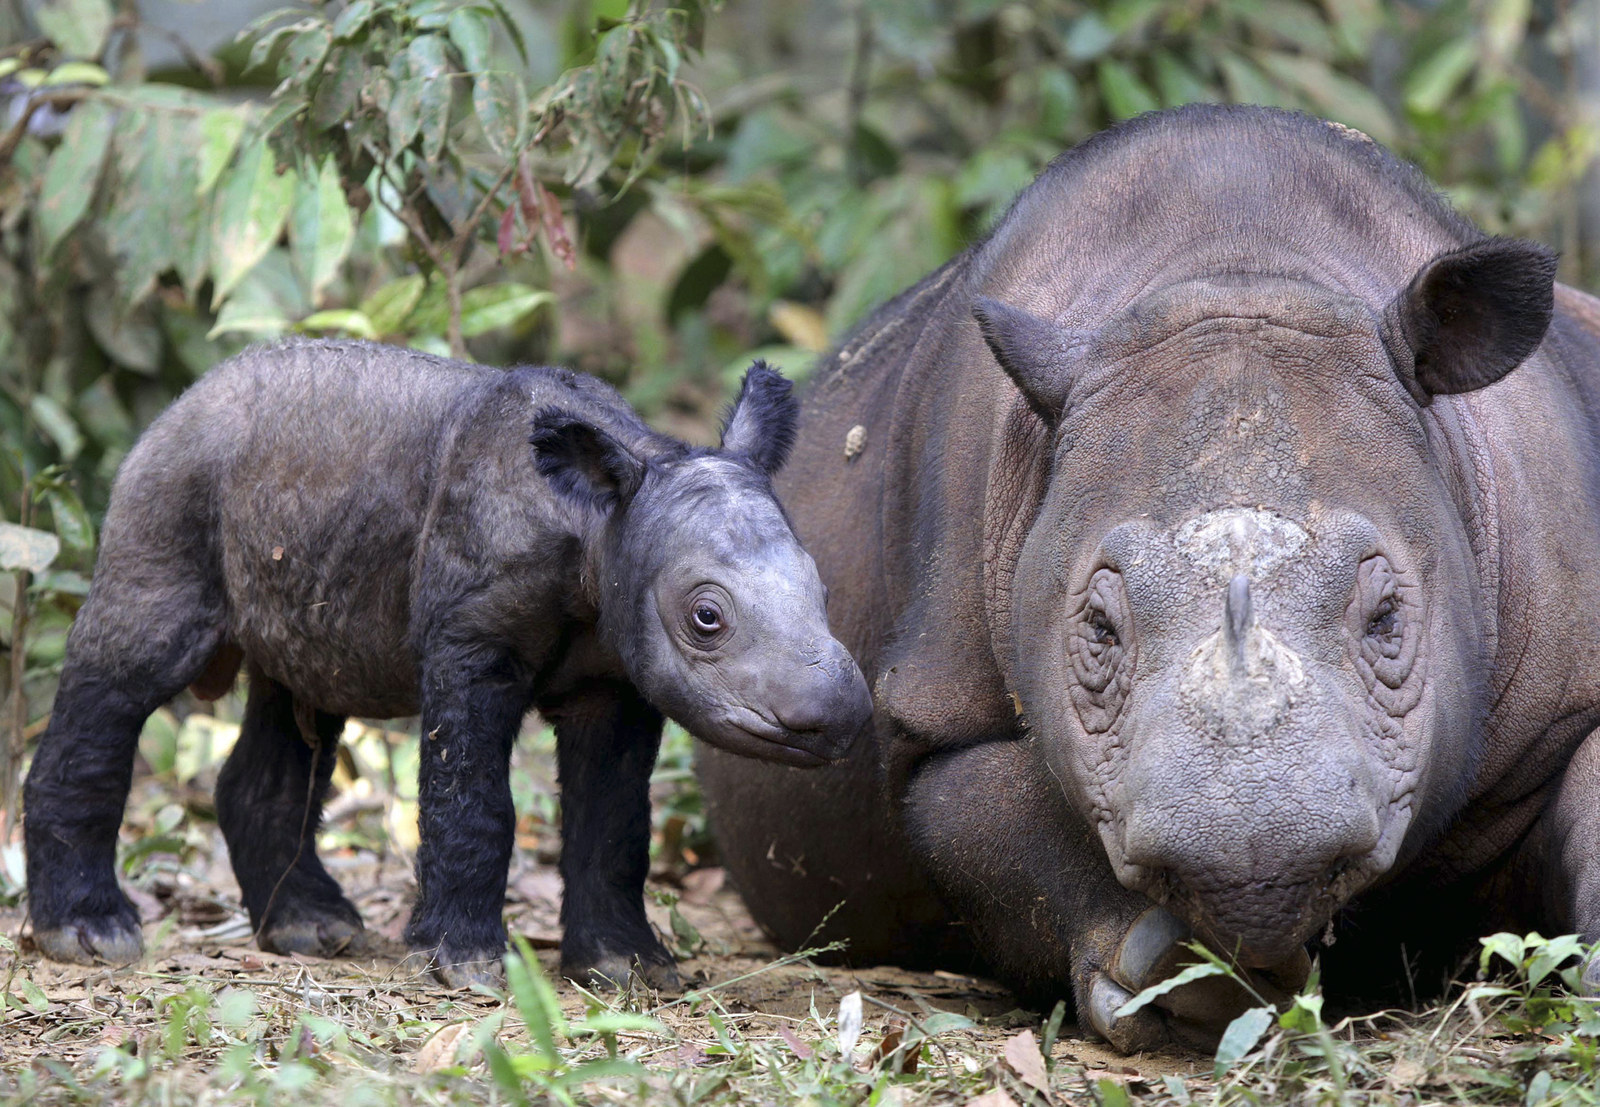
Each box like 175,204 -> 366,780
545,687 -> 679,992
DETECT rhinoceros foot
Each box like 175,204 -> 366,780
33,913 -> 144,967
1084,907 -> 1311,1052
1582,949 -> 1600,996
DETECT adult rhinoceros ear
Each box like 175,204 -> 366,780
530,409 -> 647,513
1383,237 -> 1557,405
972,296 -> 1077,425
720,360 -> 798,475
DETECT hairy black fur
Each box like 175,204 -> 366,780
23,339 -> 872,988
719,361 -> 798,475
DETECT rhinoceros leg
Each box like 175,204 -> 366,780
904,738 -> 1305,1050
215,671 -> 363,958
404,644 -> 528,987
24,560 -> 226,966
1542,726 -> 1600,993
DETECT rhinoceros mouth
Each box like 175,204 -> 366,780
698,708 -> 837,767
1141,859 -> 1374,968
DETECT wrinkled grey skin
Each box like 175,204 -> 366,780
698,106 -> 1600,1049
25,339 -> 871,986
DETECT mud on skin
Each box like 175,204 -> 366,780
23,340 -> 873,989
698,104 -> 1600,1050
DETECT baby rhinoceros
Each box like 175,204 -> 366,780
23,338 -> 872,988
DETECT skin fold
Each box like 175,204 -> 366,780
697,105 -> 1600,1049
24,339 -> 873,988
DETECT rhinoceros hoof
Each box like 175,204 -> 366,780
1582,950 -> 1600,996
400,947 -> 507,990
33,915 -> 144,967
257,901 -> 364,959
564,949 -> 681,993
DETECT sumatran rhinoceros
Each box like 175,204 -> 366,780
697,105 -> 1600,1049
24,340 -> 872,989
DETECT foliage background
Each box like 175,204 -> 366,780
3,0 -> 1599,783
0,2 -> 1598,1102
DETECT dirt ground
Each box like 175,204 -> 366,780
0,810 -> 1205,1084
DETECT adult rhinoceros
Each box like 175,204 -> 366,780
697,104 -> 1600,1050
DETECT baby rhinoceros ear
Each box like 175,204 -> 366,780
529,408 -> 648,513
720,360 -> 798,475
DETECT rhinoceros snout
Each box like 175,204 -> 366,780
767,644 -> 873,759
1119,797 -> 1382,966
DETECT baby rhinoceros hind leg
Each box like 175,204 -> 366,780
215,673 -> 364,959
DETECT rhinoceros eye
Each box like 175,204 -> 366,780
682,589 -> 733,650
1366,599 -> 1398,640
1068,569 -> 1134,734
1088,613 -> 1119,647
693,603 -> 723,633
1349,555 -> 1422,716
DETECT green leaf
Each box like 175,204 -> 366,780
407,35 -> 454,162
1218,51 -> 1287,108
360,274 -> 427,335
196,109 -> 247,197
1096,59 -> 1158,119
1257,52 -> 1395,144
1094,1077 -> 1133,1107
35,0 -> 114,58
1214,1005 -> 1275,1078
1481,932 -> 1530,976
0,523 -> 60,574
575,1012 -> 668,1036
36,100 -> 115,258
1325,0 -> 1381,57
458,285 -> 554,337
1112,961 -> 1227,1019
1064,13 -> 1117,62
296,309 -> 376,338
308,46 -> 366,132
387,59 -> 424,151
920,1012 -> 977,1035
1238,1 -> 1335,58
331,0 -> 375,40
1484,0 -> 1530,67
30,395 -> 84,461
1277,991 -> 1324,1034
448,7 -> 495,72
1152,51 -> 1212,107
43,62 -> 109,86
473,72 -> 528,156
1404,37 -> 1478,116
290,158 -> 355,303
277,24 -> 333,87
45,487 -> 94,550
103,112 -> 200,304
505,936 -> 562,1064
1526,934 -> 1587,988
211,143 -> 298,303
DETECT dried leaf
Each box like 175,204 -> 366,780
779,1024 -> 814,1060
1003,1029 -> 1049,1094
967,1091 -> 1018,1107
412,1022 -> 469,1073
870,1018 -> 917,1074
681,867 -> 725,905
